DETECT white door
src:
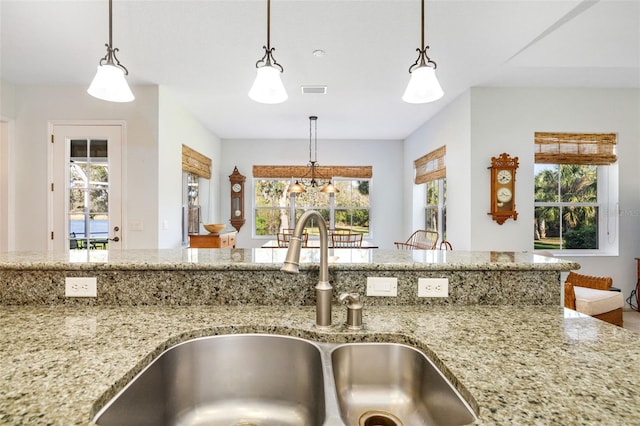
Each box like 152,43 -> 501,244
50,123 -> 123,251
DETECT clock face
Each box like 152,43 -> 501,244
497,187 -> 513,203
232,183 -> 242,193
497,170 -> 512,184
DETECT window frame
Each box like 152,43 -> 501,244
253,177 -> 372,239
533,163 -> 618,257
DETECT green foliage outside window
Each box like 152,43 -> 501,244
254,178 -> 370,237
534,164 -> 598,250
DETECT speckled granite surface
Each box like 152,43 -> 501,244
0,249 -> 578,271
0,305 -> 638,425
0,249 -> 578,306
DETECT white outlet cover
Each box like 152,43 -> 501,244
65,277 -> 97,297
418,278 -> 449,297
366,277 -> 398,297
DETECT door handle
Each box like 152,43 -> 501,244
109,226 -> 120,242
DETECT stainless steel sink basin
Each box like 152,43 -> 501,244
94,335 -> 477,426
93,334 -> 326,426
331,343 -> 477,426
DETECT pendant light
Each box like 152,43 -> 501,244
249,0 -> 288,104
88,0 -> 134,102
402,0 -> 443,104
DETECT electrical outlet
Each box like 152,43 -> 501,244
418,278 -> 448,297
366,277 -> 397,297
65,277 -> 97,297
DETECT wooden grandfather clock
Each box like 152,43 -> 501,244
229,166 -> 246,232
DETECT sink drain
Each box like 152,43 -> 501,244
359,410 -> 403,426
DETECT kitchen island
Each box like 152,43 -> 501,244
1,305 -> 639,425
3,249 -> 637,424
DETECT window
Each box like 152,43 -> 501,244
533,132 -> 618,255
425,179 -> 446,238
415,146 -> 446,239
254,178 -> 371,237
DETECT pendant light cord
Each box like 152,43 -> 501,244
108,0 -> 113,48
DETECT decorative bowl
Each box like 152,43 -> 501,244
204,224 -> 225,234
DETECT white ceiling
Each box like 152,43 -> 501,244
1,0 -> 638,140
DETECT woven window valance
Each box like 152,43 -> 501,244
414,145 -> 446,184
182,144 -> 211,179
253,165 -> 372,179
534,132 -> 617,165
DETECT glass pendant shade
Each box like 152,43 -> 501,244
249,65 -> 288,104
288,180 -> 306,193
320,181 -> 340,193
402,65 -> 443,104
88,64 -> 135,103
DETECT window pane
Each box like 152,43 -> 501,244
69,189 -> 86,213
255,180 -> 289,207
70,139 -> 88,158
335,209 -> 369,236
563,206 -> 598,249
89,139 -> 108,158
294,208 -> 329,236
426,181 -> 438,206
255,208 -> 287,236
559,165 -> 597,203
89,186 -> 108,214
534,164 -> 559,202
534,206 -> 561,249
425,207 -> 438,232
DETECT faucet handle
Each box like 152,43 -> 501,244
339,292 -> 363,330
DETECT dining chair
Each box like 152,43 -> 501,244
394,230 -> 438,250
277,230 -> 308,247
331,233 -> 363,248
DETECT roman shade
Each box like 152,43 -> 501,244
534,132 -> 617,165
414,145 -> 446,184
182,144 -> 211,179
253,165 -> 372,179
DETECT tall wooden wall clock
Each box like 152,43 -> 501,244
488,153 -> 519,225
229,166 -> 246,232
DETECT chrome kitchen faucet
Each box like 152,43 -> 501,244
281,210 -> 332,328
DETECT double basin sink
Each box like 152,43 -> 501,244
93,334 -> 478,426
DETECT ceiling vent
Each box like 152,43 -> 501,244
301,85 -> 328,95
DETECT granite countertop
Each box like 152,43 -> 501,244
0,249 -> 579,271
1,305 -> 638,425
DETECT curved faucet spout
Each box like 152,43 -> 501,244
280,210 -> 332,328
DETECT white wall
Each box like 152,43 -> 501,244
403,92 -> 472,249
9,85 -> 160,250
221,138 -> 403,249
1,81 -> 16,250
466,88 -> 639,298
158,87 -> 222,248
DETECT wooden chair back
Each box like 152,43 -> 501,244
331,233 -> 363,248
565,271 -> 612,291
277,230 -> 308,247
394,230 -> 438,250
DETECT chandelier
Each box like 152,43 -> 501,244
288,116 -> 339,194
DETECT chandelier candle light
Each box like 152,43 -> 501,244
87,0 -> 134,102
402,0 -> 443,104
249,0 -> 288,104
288,116 -> 339,194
